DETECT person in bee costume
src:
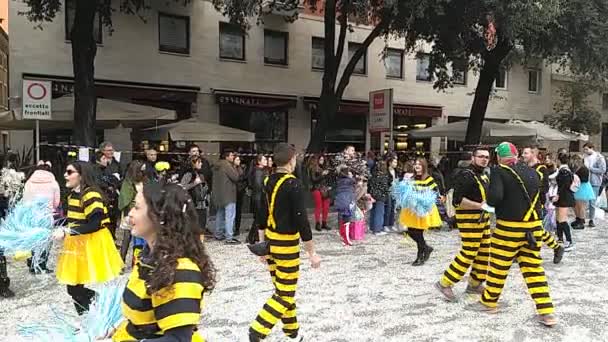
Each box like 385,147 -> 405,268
249,143 -> 321,342
53,161 -> 124,315
470,142 -> 557,327
110,183 -> 216,342
436,148 -> 491,301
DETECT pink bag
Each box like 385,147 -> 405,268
349,220 -> 366,240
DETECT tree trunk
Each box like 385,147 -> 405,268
464,40 -> 512,146
71,0 -> 98,149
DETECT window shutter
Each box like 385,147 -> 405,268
159,14 -> 189,54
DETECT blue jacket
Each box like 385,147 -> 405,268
334,177 -> 356,216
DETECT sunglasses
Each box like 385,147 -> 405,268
65,169 -> 78,176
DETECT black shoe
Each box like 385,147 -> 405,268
572,220 -> 584,230
249,331 -> 262,342
588,220 -> 596,228
322,222 -> 331,230
225,238 -> 241,245
553,245 -> 565,264
0,286 -> 14,298
423,246 -> 434,262
412,250 -> 424,266
315,222 -> 322,232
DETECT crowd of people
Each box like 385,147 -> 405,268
0,138 -> 605,339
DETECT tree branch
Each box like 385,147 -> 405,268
323,0 -> 338,89
335,18 -> 388,99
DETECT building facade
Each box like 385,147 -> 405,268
8,0 -> 601,155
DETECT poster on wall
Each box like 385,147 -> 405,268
368,89 -> 393,133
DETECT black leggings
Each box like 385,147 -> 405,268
67,285 -> 95,315
556,221 -> 573,244
408,228 -> 427,253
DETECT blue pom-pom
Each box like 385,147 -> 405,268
392,180 -> 438,217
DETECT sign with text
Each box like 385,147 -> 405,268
22,80 -> 52,120
369,89 -> 393,132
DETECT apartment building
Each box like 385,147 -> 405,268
8,0 -> 578,154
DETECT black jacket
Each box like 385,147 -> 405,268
368,169 -> 391,203
487,162 -> 542,222
452,166 -> 489,208
555,166 -> 575,208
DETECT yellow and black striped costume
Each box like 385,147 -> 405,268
56,188 -> 123,285
113,255 -> 206,342
440,167 -> 490,287
250,173 -> 312,340
399,175 -> 442,229
480,163 -> 554,315
533,164 -> 560,250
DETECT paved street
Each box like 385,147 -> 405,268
1,217 -> 608,342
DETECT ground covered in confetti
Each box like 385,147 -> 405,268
1,214 -> 608,342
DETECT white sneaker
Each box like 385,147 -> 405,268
564,242 -> 575,252
383,226 -> 392,233
374,231 -> 388,236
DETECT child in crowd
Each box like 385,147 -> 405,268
335,166 -> 356,246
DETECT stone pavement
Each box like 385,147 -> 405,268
1,218 -> 608,341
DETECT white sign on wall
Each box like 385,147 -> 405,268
369,89 -> 393,133
22,79 -> 52,120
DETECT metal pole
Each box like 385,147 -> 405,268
35,119 -> 40,162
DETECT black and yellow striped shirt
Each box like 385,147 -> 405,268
413,175 -> 439,192
67,188 -> 111,235
119,255 -> 205,340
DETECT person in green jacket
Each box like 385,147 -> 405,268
118,160 -> 147,263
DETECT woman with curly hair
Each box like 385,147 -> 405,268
111,182 -> 216,342
54,161 -> 124,315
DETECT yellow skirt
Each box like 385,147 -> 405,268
56,228 -> 124,286
112,321 -> 205,342
399,206 -> 442,230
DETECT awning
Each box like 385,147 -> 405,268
213,89 -> 298,109
303,97 -> 442,117
408,120 -> 538,142
507,120 -> 588,141
1,96 -> 176,130
142,119 -> 255,142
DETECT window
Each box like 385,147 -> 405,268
158,13 -> 190,54
452,59 -> 468,85
311,37 -> 325,70
528,69 -> 541,93
416,54 -> 432,81
348,42 -> 367,75
385,49 -> 404,79
65,0 -> 102,44
219,22 -> 245,60
602,94 -> 608,110
495,67 -> 508,89
264,30 -> 288,65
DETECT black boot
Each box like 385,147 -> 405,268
0,256 -> 14,298
322,222 -> 331,230
315,222 -> 322,232
423,245 -> 434,262
412,250 -> 424,266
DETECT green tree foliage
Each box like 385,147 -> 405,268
545,80 -> 602,135
20,0 -> 189,148
405,0 -> 608,145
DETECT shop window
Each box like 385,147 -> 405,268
158,13 -> 190,55
452,58 -> 468,85
602,94 -> 608,110
65,0 -> 102,44
311,37 -> 325,70
495,66 -> 508,89
219,22 -> 245,60
416,53 -> 432,81
528,69 -> 541,93
264,30 -> 288,65
385,48 -> 404,79
221,109 -> 287,144
348,42 -> 367,75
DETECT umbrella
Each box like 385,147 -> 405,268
142,119 -> 256,142
506,120 -> 587,141
407,120 -> 537,142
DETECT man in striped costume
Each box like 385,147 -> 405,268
522,146 -> 565,264
436,148 -> 491,301
470,142 -> 557,327
249,143 -> 321,342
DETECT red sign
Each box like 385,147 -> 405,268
373,93 -> 385,109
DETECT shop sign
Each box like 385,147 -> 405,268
369,89 -> 393,133
217,95 -> 262,106
22,79 -> 52,120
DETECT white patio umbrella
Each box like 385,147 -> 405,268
142,119 -> 256,142
407,120 -> 537,142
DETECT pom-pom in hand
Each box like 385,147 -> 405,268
52,228 -> 66,241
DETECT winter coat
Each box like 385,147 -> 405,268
584,152 -> 606,187
22,170 -> 61,212
368,170 -> 391,203
334,176 -> 356,214
118,178 -> 137,212
211,160 -> 240,208
249,167 -> 268,207
309,166 -> 328,190
181,170 -> 209,209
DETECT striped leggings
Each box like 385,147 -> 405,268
541,230 -> 559,249
441,217 -> 491,287
480,220 -> 555,315
250,230 -> 301,340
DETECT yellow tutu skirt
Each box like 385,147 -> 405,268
399,206 -> 442,230
112,322 -> 205,342
56,228 -> 124,286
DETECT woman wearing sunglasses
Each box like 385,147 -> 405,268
53,161 -> 124,315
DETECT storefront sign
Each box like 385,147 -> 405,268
218,94 -> 262,106
369,89 -> 393,133
22,79 -> 52,120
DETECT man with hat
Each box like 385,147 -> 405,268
471,142 -> 557,327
